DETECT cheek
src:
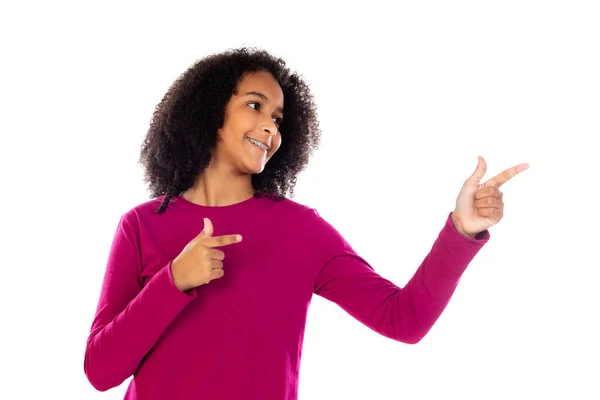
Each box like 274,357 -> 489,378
269,135 -> 282,157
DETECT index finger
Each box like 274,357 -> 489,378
203,234 -> 243,248
483,163 -> 529,187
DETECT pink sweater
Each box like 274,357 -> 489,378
84,195 -> 489,399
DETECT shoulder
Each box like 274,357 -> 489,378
262,196 -> 322,222
271,197 -> 359,262
271,196 -> 316,213
117,196 -> 166,232
268,196 -> 344,238
123,196 -> 164,217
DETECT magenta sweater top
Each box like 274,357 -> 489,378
84,195 -> 489,399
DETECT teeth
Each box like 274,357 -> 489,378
246,137 -> 269,151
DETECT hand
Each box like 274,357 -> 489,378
171,218 -> 242,292
451,156 -> 529,239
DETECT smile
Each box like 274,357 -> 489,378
246,137 -> 269,151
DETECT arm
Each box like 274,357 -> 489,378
313,212 -> 489,344
84,213 -> 196,391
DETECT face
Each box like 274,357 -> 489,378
212,70 -> 284,175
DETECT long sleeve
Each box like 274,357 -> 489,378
313,212 -> 489,344
84,213 -> 196,391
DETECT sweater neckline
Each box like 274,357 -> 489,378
172,193 -> 258,211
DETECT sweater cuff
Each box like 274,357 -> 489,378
434,212 -> 490,275
158,261 -> 198,301
420,212 -> 491,290
443,212 -> 490,248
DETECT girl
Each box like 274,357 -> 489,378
84,47 -> 528,399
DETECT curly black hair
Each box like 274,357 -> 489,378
138,47 -> 321,214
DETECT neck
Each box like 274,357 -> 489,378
182,162 -> 255,207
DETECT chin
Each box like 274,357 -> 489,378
242,163 -> 267,175
252,166 -> 267,174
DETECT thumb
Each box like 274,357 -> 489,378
199,217 -> 214,238
464,155 -> 487,186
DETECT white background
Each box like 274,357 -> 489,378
1,1 -> 599,399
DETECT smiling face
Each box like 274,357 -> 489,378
212,70 -> 284,175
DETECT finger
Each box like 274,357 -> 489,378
476,207 -> 503,219
209,249 -> 226,261
475,197 -> 503,209
474,185 -> 501,200
464,156 -> 487,186
483,163 -> 529,188
211,260 -> 224,269
198,218 -> 214,238
210,269 -> 225,280
204,234 -> 243,248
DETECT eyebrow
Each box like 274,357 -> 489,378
244,91 -> 284,115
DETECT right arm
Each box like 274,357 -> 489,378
83,214 -> 196,392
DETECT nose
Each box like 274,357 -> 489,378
261,117 -> 278,136
262,125 -> 277,136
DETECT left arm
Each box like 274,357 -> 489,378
314,213 -> 488,344
314,156 -> 529,344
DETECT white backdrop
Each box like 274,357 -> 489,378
1,1 -> 599,399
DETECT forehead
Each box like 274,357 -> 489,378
236,71 -> 284,105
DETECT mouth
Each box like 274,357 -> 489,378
245,136 -> 270,152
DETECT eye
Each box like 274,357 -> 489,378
249,101 -> 282,126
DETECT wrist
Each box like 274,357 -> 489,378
451,213 -> 476,239
170,260 -> 191,292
